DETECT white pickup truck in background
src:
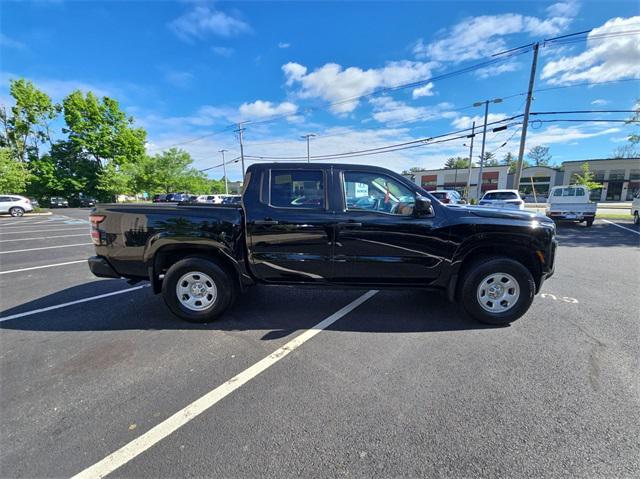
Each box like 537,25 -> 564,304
546,185 -> 597,227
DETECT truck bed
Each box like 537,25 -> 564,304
92,203 -> 245,279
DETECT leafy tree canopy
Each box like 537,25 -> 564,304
0,147 -> 30,193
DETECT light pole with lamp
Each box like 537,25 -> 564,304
473,98 -> 502,200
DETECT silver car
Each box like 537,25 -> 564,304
0,194 -> 34,217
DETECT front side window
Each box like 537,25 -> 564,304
343,171 -> 415,216
270,170 -> 324,209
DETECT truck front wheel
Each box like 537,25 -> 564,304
460,258 -> 535,326
162,257 -> 234,323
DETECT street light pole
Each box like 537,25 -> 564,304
301,134 -> 316,163
474,98 -> 502,200
219,149 -> 228,195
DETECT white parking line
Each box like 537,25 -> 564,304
601,219 -> 640,236
0,285 -> 147,322
0,233 -> 88,243
70,289 -> 379,479
0,227 -> 88,235
0,243 -> 93,254
0,260 -> 86,275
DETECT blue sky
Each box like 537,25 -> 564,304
1,0 -> 639,180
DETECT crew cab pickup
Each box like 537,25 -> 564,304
88,163 -> 557,325
546,185 -> 597,227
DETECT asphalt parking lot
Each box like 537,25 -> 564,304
1,209 -> 639,478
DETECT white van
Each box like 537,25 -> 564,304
546,185 -> 597,227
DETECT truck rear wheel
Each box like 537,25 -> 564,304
460,257 -> 535,326
162,257 -> 233,323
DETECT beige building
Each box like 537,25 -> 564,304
560,158 -> 640,202
409,158 -> 640,202
411,166 -> 509,201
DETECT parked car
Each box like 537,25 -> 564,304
88,162 -> 557,327
430,190 -> 464,204
49,196 -> 69,208
632,192 -> 640,225
221,195 -> 242,205
69,196 -> 96,207
165,193 -> 190,202
479,190 -> 525,210
546,185 -> 596,227
0,195 -> 34,216
152,194 -> 167,203
28,197 -> 40,208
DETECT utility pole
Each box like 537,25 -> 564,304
474,98 -> 502,200
219,149 -> 229,195
236,123 -> 246,179
513,42 -> 540,190
464,121 -> 476,200
301,133 -> 316,163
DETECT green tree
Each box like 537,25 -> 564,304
444,157 -> 470,169
572,162 -> 602,191
97,162 -> 134,200
0,148 -> 30,193
0,79 -> 59,161
527,145 -> 551,166
480,151 -> 499,166
502,152 -> 530,173
62,91 -> 146,168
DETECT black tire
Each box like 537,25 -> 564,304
634,212 -> 639,225
9,207 -> 25,217
460,257 -> 535,326
585,218 -> 594,227
162,257 -> 234,323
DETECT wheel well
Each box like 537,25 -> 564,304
152,247 -> 240,294
455,245 -> 542,298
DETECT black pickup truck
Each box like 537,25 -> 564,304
88,163 -> 556,325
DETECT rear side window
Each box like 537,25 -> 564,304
0,196 -> 10,202
269,170 -> 324,209
484,192 -> 518,200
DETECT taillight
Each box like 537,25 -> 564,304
89,215 -> 105,245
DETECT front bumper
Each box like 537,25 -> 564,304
88,256 -> 121,279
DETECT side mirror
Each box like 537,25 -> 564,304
414,195 -> 432,216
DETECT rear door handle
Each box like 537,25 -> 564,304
252,219 -> 279,225
336,222 -> 362,228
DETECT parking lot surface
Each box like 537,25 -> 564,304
1,209 -> 639,478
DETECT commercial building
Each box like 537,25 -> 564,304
410,157 -> 640,202
410,165 -> 509,201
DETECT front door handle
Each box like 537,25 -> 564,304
336,221 -> 362,228
252,219 -> 279,225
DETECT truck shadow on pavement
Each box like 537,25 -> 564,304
0,281 -> 498,336
555,222 -> 640,248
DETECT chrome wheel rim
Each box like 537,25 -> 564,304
476,272 -> 520,313
176,271 -> 217,311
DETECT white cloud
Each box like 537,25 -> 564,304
452,113 -> 508,129
370,96 -> 456,124
0,33 -> 26,50
527,124 -> 620,146
412,83 -> 434,99
413,1 -> 579,63
278,42 -> 291,49
474,60 -> 520,79
282,60 -> 438,114
211,46 -> 234,57
163,70 -> 194,88
238,100 -> 298,119
591,99 -> 610,106
169,5 -> 251,42
541,16 -> 640,85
